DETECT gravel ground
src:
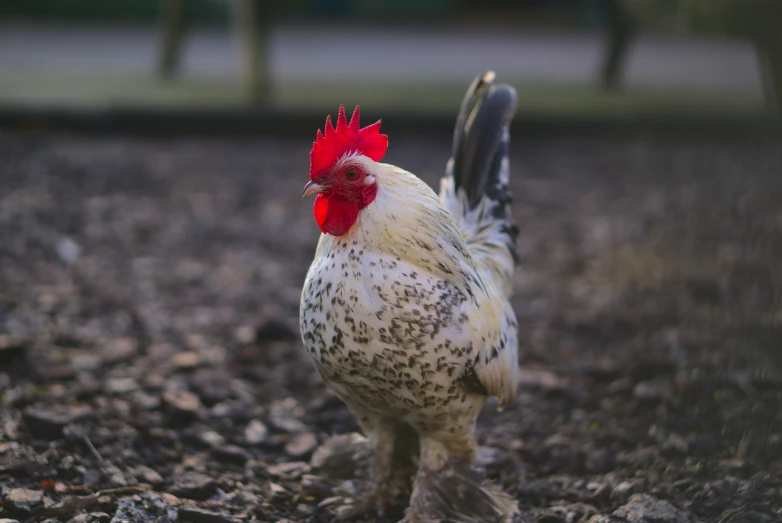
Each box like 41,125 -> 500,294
0,130 -> 781,523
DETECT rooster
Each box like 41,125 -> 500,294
300,71 -> 520,522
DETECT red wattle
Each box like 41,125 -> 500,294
313,193 -> 359,236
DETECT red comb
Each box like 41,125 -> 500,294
309,106 -> 388,179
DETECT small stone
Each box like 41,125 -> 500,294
519,368 -> 568,391
719,458 -> 746,470
67,513 -> 111,523
200,429 -> 225,447
233,325 -> 256,344
294,503 -> 315,517
269,398 -> 308,434
285,433 -> 317,458
104,338 -> 138,365
223,489 -> 260,507
269,411 -> 308,434
56,237 -> 81,264
163,390 -> 201,419
586,447 -> 615,474
518,479 -> 561,503
588,516 -> 624,523
662,433 -> 689,456
244,419 -> 268,445
633,380 -> 670,401
1,487 -> 44,516
132,391 -> 161,410
535,510 -> 566,523
613,494 -> 694,523
607,377 -> 634,394
105,377 -> 138,394
211,445 -> 249,465
266,461 -> 309,479
170,351 -> 203,370
611,480 -> 643,501
23,405 -> 93,440
111,493 -> 178,523
266,482 -> 287,500
188,368 -> 233,405
300,474 -> 333,498
178,506 -> 236,523
168,471 -> 216,500
135,465 -> 164,486
104,465 -> 128,487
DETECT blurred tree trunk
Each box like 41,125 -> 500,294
231,0 -> 269,103
600,0 -> 635,91
157,0 -> 186,77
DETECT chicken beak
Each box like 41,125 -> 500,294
302,180 -> 325,198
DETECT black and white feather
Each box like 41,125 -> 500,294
440,71 -> 519,293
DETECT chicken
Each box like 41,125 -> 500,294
300,71 -> 520,522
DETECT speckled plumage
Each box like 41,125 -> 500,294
300,72 -> 520,522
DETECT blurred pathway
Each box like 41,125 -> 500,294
0,21 -> 767,113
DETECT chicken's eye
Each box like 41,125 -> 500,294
345,168 -> 359,181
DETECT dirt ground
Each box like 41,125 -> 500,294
0,130 -> 780,523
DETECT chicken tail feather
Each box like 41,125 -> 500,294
440,71 -> 519,293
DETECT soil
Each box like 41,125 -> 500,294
0,130 -> 780,523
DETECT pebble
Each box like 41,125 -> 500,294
518,479 -> 561,503
67,513 -> 111,523
285,433 -> 318,458
244,419 -> 268,445
586,447 -> 616,474
163,390 -> 201,418
111,493 -> 178,523
519,368 -> 569,391
170,351 -> 203,370
269,407 -> 308,433
104,338 -> 138,365
105,377 -> 138,394
132,391 -> 161,410
189,368 -> 233,405
613,494 -> 694,523
266,482 -> 287,500
211,445 -> 250,465
300,474 -> 334,497
233,325 -> 256,344
178,506 -> 236,523
661,433 -> 689,455
633,380 -> 670,401
199,429 -> 226,447
611,480 -> 644,501
266,461 -> 309,479
607,377 -> 634,394
168,471 -> 217,500
0,487 -> 43,516
56,237 -> 81,264
588,516 -> 623,523
134,465 -> 164,486
22,405 -> 93,440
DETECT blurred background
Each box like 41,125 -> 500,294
1,2 -> 781,523
0,0 -> 780,129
